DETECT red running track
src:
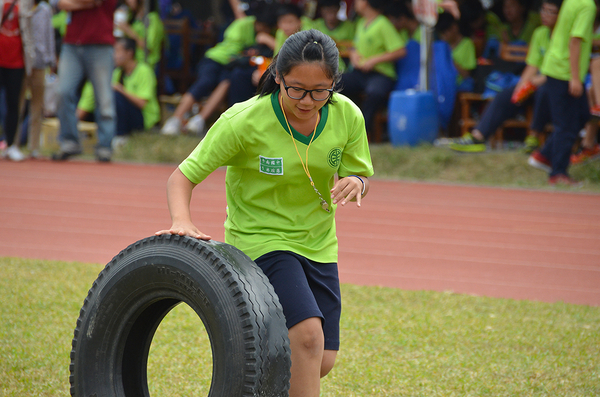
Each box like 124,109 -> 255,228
1,160 -> 599,306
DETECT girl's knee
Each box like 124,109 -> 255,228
289,318 -> 324,357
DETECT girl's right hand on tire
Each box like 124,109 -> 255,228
155,222 -> 212,240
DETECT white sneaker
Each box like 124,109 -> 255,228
161,117 -> 182,135
112,136 -> 129,149
185,115 -> 205,136
6,145 -> 26,162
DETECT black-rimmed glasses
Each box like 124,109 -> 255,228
281,76 -> 334,101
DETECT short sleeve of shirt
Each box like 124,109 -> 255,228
179,113 -> 247,184
526,26 -> 550,68
337,101 -> 374,178
381,17 -> 405,53
571,5 -> 596,39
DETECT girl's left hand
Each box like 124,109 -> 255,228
331,176 -> 363,207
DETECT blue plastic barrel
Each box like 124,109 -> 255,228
387,90 -> 439,146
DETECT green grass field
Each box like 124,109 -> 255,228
1,258 -> 599,396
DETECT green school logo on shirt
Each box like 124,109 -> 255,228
327,147 -> 342,168
260,156 -> 283,175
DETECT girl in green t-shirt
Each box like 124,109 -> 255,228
115,0 -> 166,68
156,29 -> 373,397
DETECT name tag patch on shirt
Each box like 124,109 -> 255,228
260,156 -> 283,175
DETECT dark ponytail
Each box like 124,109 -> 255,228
257,29 -> 341,103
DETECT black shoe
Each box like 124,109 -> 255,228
51,149 -> 81,161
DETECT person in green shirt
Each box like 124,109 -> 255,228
115,0 -> 165,68
339,0 -> 406,137
384,0 -> 421,44
436,12 -> 477,89
77,37 -> 160,141
161,14 -> 272,136
273,3 -> 310,55
312,0 -> 355,43
156,29 -> 373,397
311,0 -> 356,72
528,0 -> 596,185
449,0 -> 562,153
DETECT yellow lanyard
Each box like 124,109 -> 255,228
279,95 -> 330,212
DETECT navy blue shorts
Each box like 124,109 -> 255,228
254,251 -> 341,351
187,58 -> 231,101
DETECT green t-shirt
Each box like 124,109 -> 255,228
77,62 -> 160,129
541,0 -> 596,82
353,15 -> 405,79
131,11 -> 165,67
526,25 -> 551,69
311,18 -> 356,42
452,37 -> 476,84
206,16 -> 258,65
179,92 -> 374,263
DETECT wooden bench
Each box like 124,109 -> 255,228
40,118 -> 98,152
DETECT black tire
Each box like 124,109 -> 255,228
69,234 -> 291,397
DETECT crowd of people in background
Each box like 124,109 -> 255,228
1,0 -> 599,183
